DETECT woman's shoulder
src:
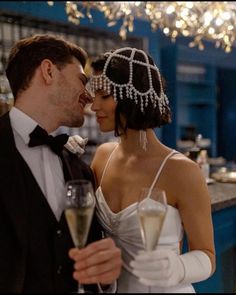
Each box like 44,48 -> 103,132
167,151 -> 203,181
91,141 -> 118,166
164,151 -> 209,207
91,141 -> 119,181
95,141 -> 119,156
170,151 -> 199,167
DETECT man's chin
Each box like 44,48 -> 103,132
64,117 -> 84,128
74,117 -> 84,128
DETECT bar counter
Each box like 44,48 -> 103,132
209,182 -> 236,211
195,181 -> 236,293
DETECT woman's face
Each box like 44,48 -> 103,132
91,89 -> 117,132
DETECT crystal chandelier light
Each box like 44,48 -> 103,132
48,1 -> 236,53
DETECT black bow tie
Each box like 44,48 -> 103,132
28,125 -> 69,156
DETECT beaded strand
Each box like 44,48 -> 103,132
90,47 -> 169,114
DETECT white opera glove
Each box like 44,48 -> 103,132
64,135 -> 88,156
130,249 -> 212,288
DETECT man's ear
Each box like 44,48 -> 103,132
40,59 -> 55,85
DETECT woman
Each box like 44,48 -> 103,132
75,47 -> 215,293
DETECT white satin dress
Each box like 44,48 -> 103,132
95,148 -> 195,293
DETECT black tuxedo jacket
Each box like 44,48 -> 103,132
0,112 -> 102,293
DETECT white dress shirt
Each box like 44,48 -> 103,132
9,107 -> 66,221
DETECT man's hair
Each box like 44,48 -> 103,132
91,49 -> 171,136
6,34 -> 88,98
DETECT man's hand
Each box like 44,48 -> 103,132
69,238 -> 122,285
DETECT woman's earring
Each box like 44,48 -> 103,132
139,130 -> 148,151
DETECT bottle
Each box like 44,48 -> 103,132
187,134 -> 202,162
197,149 -> 210,180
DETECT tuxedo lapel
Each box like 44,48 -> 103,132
62,149 -> 103,246
0,113 -> 60,242
0,113 -> 31,290
0,113 -> 29,250
0,114 -> 95,232
62,149 -> 95,188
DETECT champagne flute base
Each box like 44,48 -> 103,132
77,284 -> 85,293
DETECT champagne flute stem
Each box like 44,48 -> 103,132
78,283 -> 85,293
77,245 -> 86,293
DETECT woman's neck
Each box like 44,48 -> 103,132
119,129 -> 163,156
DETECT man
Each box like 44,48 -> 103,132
0,34 -> 121,293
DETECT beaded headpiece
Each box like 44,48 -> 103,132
89,47 -> 169,114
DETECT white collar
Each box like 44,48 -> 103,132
9,106 -> 38,145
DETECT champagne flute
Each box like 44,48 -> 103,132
137,188 -> 167,252
65,179 -> 95,293
137,188 -> 167,292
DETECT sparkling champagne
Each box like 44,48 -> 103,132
65,206 -> 94,248
138,210 -> 166,251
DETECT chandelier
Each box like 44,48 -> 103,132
48,1 -> 236,53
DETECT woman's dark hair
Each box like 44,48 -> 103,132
91,49 -> 171,136
6,34 -> 88,99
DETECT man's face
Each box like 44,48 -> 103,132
53,57 -> 92,128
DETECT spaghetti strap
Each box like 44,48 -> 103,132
149,150 -> 179,194
100,144 -> 119,186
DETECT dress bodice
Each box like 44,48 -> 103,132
96,185 -> 183,261
95,148 -> 195,293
